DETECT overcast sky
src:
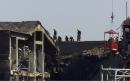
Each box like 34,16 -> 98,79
0,0 -> 129,41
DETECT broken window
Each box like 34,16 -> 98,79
18,45 -> 31,69
36,31 -> 42,41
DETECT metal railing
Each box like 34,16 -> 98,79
101,65 -> 130,81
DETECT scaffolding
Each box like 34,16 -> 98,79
101,65 -> 130,81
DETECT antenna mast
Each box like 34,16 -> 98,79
126,1 -> 128,19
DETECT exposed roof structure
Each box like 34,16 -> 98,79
0,21 -> 49,35
0,21 -> 58,49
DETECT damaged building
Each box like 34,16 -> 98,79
0,21 -> 59,81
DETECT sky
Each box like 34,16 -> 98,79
0,0 -> 129,41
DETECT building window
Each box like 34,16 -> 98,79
36,31 -> 42,41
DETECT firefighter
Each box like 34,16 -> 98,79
53,29 -> 57,41
77,29 -> 81,41
65,36 -> 69,42
70,36 -> 74,42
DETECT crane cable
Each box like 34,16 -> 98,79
111,0 -> 114,24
